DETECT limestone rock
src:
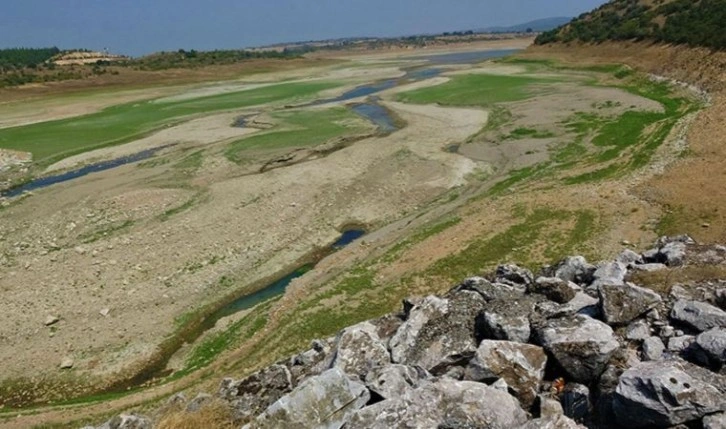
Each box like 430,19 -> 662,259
590,261 -> 628,289
479,294 -> 539,343
617,249 -> 644,265
364,364 -> 429,400
465,340 -> 547,407
626,319 -> 651,341
347,379 -> 528,429
693,328 -> 726,368
332,321 -> 390,380
535,315 -> 619,383
668,335 -> 696,353
613,359 -> 726,428
244,368 -> 369,429
44,315 -> 59,326
60,357 -> 74,369
671,299 -> 726,332
97,414 -> 152,429
390,292 -> 485,374
531,277 -> 577,304
185,393 -> 212,412
517,415 -> 586,429
218,364 -> 293,421
495,264 -> 534,288
551,256 -> 596,285
598,282 -> 662,326
642,336 -> 665,361
452,276 -> 522,301
704,412 -> 726,429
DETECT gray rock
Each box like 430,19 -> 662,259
517,415 -> 586,429
552,256 -> 596,285
531,277 -> 577,304
668,335 -> 696,353
617,249 -> 644,265
244,368 -> 369,429
660,241 -> 688,266
364,364 -> 428,400
671,299 -> 726,332
97,414 -> 151,429
465,340 -> 547,407
218,364 -> 293,421
479,294 -> 538,343
491,378 -> 509,392
535,315 -> 619,383
452,276 -> 521,301
332,321 -> 390,380
185,392 -> 212,412
561,383 -> 590,422
590,262 -> 628,289
495,264 -> 534,288
626,319 -> 651,341
598,282 -> 662,325
642,337 -> 665,361
613,359 -> 726,428
629,263 -> 668,272
44,315 -> 59,326
704,412 -> 726,429
693,328 -> 726,367
538,394 -> 565,419
60,357 -> 74,369
390,292 -> 485,374
347,378 -> 528,429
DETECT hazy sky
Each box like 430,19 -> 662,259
1,0 -> 607,57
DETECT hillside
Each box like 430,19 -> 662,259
535,0 -> 726,50
480,17 -> 573,33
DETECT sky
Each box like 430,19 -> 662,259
1,0 -> 607,57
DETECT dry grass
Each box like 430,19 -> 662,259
0,58 -> 336,103
628,264 -> 726,295
156,400 -> 236,429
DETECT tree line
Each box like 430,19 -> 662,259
535,0 -> 726,50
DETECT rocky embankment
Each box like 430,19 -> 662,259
87,235 -> 726,429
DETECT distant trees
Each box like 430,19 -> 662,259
126,48 -> 308,70
0,47 -> 60,71
535,0 -> 726,50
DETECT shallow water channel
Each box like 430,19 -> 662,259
1,49 -> 518,198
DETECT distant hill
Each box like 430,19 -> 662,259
480,17 -> 572,33
535,0 -> 726,50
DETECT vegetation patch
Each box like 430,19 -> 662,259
505,127 -> 555,140
78,219 -> 135,243
224,107 -> 368,163
0,81 -> 340,165
425,208 -> 597,280
397,74 -> 557,107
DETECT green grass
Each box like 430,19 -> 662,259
505,127 -> 556,140
174,150 -> 204,172
397,74 -> 556,107
78,220 -> 134,244
0,81 -> 340,165
224,107 -> 367,163
426,208 -> 597,280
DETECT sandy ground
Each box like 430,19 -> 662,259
0,97 -> 486,394
0,42 -> 702,428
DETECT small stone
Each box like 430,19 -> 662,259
60,358 -> 74,369
668,335 -> 696,353
99,308 -> 110,317
626,320 -> 651,341
671,299 -> 726,332
44,315 -> 60,326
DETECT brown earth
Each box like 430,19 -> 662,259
521,42 -> 726,243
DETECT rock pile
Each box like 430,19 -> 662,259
87,235 -> 726,429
